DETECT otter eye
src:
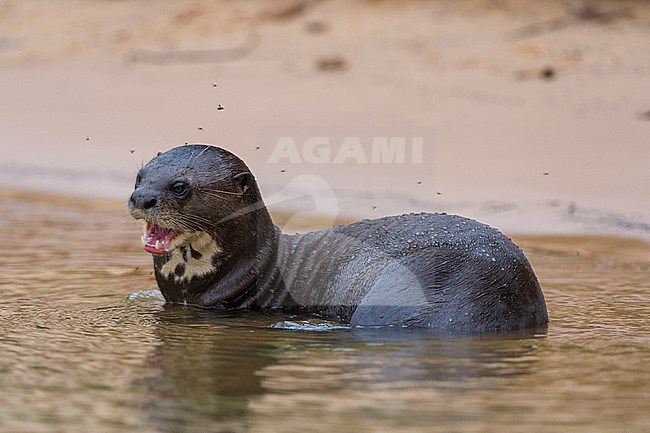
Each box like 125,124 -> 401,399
170,180 -> 190,199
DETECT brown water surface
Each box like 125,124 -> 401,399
0,192 -> 648,433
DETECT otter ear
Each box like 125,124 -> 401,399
233,172 -> 253,194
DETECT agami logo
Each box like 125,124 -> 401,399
267,136 -> 425,164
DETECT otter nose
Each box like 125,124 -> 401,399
143,198 -> 157,210
129,190 -> 158,211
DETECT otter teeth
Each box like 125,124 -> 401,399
140,222 -> 182,254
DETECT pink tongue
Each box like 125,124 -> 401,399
143,224 -> 178,254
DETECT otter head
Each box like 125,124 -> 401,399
128,144 -> 268,288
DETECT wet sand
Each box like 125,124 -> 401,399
1,0 -> 649,237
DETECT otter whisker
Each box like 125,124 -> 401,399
178,213 -> 213,225
186,145 -> 212,167
176,215 -> 216,231
197,188 -> 245,197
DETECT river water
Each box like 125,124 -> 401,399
0,192 -> 648,433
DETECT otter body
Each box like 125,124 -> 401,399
129,145 -> 548,332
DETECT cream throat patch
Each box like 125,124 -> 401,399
159,231 -> 221,283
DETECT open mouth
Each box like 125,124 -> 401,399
141,221 -> 182,255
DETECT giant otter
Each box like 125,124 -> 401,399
128,144 -> 548,332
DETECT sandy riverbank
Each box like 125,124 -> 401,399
1,0 -> 648,236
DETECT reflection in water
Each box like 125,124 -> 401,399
140,306 -> 546,432
141,309 -> 278,431
0,194 -> 649,433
